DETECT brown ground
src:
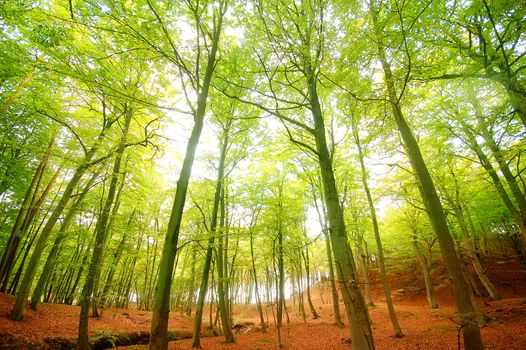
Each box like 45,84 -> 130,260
1,258 -> 525,349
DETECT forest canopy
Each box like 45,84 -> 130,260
0,0 -> 525,349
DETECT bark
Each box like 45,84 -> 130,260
507,88 -> 526,129
323,229 -> 343,327
310,184 -> 343,326
185,248 -> 197,316
66,236 -> 93,305
470,87 -> 526,217
8,218 -> 41,294
77,105 -> 132,350
369,3 -> 484,348
295,265 -> 307,323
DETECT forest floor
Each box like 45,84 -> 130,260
1,258 -> 526,349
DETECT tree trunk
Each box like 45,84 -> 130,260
324,229 -> 343,327
369,3 -> 484,348
458,119 -> 526,241
31,170 -> 99,309
10,124 -> 110,321
307,63 -> 374,348
473,99 -> 526,226
77,105 -> 133,350
148,5 -> 224,348
191,241 -> 214,349
276,196 -> 285,348
192,121 -> 233,348
186,247 -> 197,316
453,202 -> 502,301
100,208 -> 134,308
352,120 -> 403,337
215,140 -> 235,344
66,236 -> 94,305
355,230 -> 374,307
302,237 -> 319,319
296,263 -> 307,323
412,230 -> 439,309
249,213 -> 267,332
0,136 -> 53,290
305,125 -> 347,329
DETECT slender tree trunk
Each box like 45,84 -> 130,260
355,230 -> 374,306
148,6 -> 224,348
8,219 -> 40,294
100,209 -> 134,308
0,137 -> 53,290
77,105 -> 132,350
55,235 -> 84,303
186,247 -> 197,316
192,121 -> 233,348
470,88 -> 526,220
216,163 -> 234,343
506,86 -> 526,129
302,237 -> 319,319
307,65 -> 374,348
296,262 -> 307,323
31,171 -> 99,309
192,241 -> 214,349
276,186 -> 285,349
459,119 -> 526,241
324,229 -> 343,326
369,3 -> 483,348
66,237 -> 93,305
352,120 -> 403,337
10,126 -> 110,321
412,230 -> 439,309
216,172 -> 234,342
453,203 -> 502,301
249,218 -> 267,332
306,153 -> 344,327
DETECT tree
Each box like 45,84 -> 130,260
350,111 -> 404,337
191,118 -> 235,348
367,1 -> 483,348
113,1 -> 230,348
77,104 -> 133,349
223,1 -> 375,347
